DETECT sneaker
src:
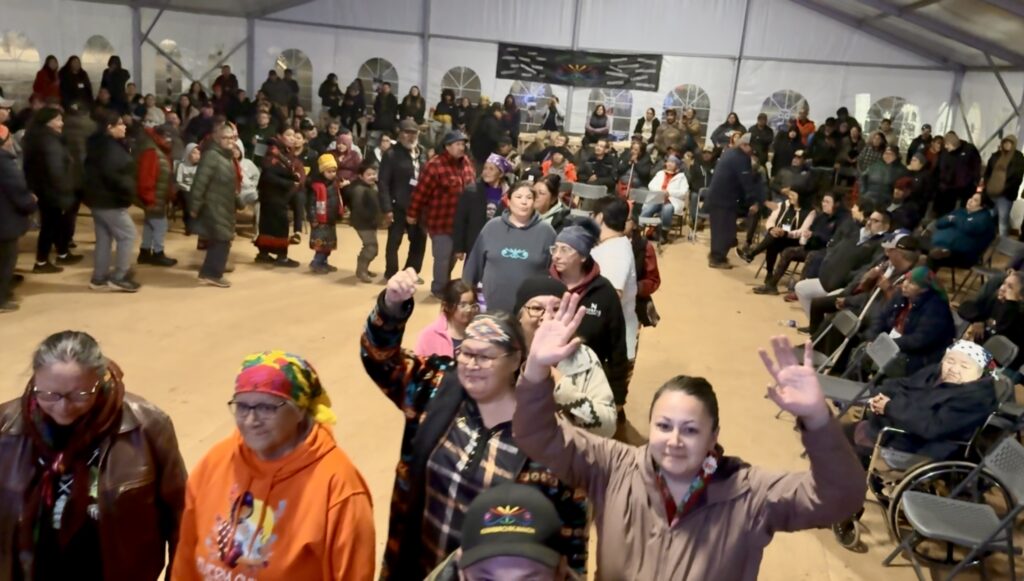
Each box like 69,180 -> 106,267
736,247 -> 753,264
708,260 -> 733,270
784,292 -> 798,302
274,257 -> 300,268
107,278 -> 141,293
13,274 -> 25,285
289,233 -> 301,245
68,240 -> 78,249
33,262 -> 64,274
199,276 -> 231,288
326,264 -> 338,272
310,264 -> 330,275
796,326 -> 811,335
415,276 -> 425,285
752,284 -> 779,295
0,300 -> 19,313
356,271 -> 373,283
150,252 -> 178,267
254,253 -> 276,264
137,249 -> 154,265
55,253 -> 84,265
366,269 -> 379,277
88,279 -> 110,291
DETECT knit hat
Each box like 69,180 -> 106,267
464,315 -> 524,354
907,266 -> 946,300
513,276 -> 568,315
555,217 -> 600,257
666,155 -> 682,167
318,153 -> 338,173
32,107 -> 62,127
442,130 -> 468,145
234,351 -> 336,424
946,340 -> 994,374
485,152 -> 513,175
459,483 -> 563,570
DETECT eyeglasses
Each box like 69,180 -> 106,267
867,217 -> 884,224
457,350 -> 514,369
33,380 -> 100,404
455,301 -> 480,312
228,400 -> 288,420
522,304 -> 547,319
549,245 -> 578,257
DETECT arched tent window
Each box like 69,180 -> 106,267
358,58 -> 399,99
82,35 -> 114,94
760,90 -> 808,134
155,39 -> 183,104
662,84 -> 710,140
865,96 -> 919,153
587,88 -> 633,139
0,30 -> 40,106
275,49 -> 313,112
440,67 -> 481,105
509,81 -> 553,134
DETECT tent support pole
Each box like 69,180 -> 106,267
132,6 -> 143,90
947,69 -> 964,134
564,0 -> 582,132
979,110 -> 1019,152
986,54 -> 1022,113
727,0 -> 752,116
140,7 -> 165,46
246,18 -> 256,95
1018,85 -> 1024,144
145,37 -> 196,83
957,93 -> 972,143
197,38 -> 247,83
422,0 -> 432,95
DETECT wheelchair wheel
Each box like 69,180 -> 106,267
886,460 -> 1014,567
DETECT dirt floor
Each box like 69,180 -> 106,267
0,211 -> 1011,580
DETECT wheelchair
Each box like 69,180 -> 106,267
835,397 -> 1024,573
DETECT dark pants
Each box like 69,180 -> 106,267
933,187 -> 971,219
68,191 -> 83,241
356,229 -> 379,273
809,294 -> 842,334
384,207 -> 426,278
36,205 -> 74,263
0,239 -> 17,302
200,239 -> 231,279
708,205 -> 737,263
290,189 -> 305,234
766,245 -> 807,287
802,249 -> 827,280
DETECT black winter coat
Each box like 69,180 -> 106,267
452,180 -> 497,255
378,144 -> 426,213
578,154 -> 619,192
866,366 -> 997,459
83,133 -> 137,209
58,67 -> 93,109
22,126 -> 73,211
471,114 -> 506,164
0,149 -> 38,242
372,93 -> 400,133
819,227 -> 884,292
866,288 -> 956,376
706,147 -> 758,211
566,267 -> 630,401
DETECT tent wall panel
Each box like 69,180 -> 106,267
960,71 -> 1024,156
268,0 -> 423,35
577,0 -> 744,56
139,9 -> 248,97
430,0 -> 574,47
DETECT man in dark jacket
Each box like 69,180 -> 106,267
379,120 -> 428,281
749,113 -> 774,163
0,125 -> 37,312
470,104 -> 507,170
22,107 -> 81,272
936,131 -> 981,218
190,124 -> 243,287
63,102 -> 96,248
213,65 -> 240,99
578,139 -> 619,194
371,82 -> 399,135
706,134 -> 760,268
905,124 -> 932,164
260,70 -> 291,111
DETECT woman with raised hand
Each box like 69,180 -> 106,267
360,268 -> 589,580
0,331 -> 186,580
513,293 -> 866,580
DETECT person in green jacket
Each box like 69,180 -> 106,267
190,124 -> 243,288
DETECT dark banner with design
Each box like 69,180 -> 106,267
496,43 -> 662,92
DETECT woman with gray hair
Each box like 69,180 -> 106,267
0,331 -> 186,580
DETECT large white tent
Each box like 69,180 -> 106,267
2,0 -> 1023,157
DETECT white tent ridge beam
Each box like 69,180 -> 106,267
788,0 -> 963,71
980,0 -> 1024,19
853,0 -> 1024,68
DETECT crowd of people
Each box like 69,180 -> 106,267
1,49 -> 1023,580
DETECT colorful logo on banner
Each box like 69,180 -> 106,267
497,43 -> 662,91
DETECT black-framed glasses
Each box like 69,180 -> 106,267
33,380 -> 100,404
228,400 -> 288,420
456,350 -> 514,369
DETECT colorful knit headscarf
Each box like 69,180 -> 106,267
907,266 -> 947,301
234,351 -> 336,425
465,315 -> 523,353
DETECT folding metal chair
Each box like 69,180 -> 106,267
953,236 -> 1024,301
571,182 -> 612,211
983,335 -> 1019,370
882,436 -> 1024,581
687,187 -> 709,243
816,332 -> 902,419
952,310 -> 970,339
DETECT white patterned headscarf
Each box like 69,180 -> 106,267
946,340 -> 993,372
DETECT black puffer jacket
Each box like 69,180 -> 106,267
22,125 -> 73,210
0,149 -> 38,242
83,132 -> 137,209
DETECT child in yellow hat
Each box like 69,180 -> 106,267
307,154 -> 346,273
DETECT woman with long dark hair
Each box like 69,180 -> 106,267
400,85 -> 426,124
501,94 -> 521,147
584,104 -> 610,148
32,55 -> 60,102
318,72 -> 343,112
58,55 -> 93,109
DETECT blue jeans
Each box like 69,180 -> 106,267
141,215 -> 168,252
640,202 -> 674,230
311,251 -> 330,266
993,196 -> 1013,237
92,208 -> 136,282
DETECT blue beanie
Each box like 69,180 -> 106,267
555,217 -> 600,257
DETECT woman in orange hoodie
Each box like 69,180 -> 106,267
173,351 -> 376,581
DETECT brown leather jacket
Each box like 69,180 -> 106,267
0,393 -> 187,580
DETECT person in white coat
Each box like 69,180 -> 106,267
640,155 -> 689,243
234,138 -> 260,207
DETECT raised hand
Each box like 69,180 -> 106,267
758,336 -> 831,430
523,293 -> 586,382
384,268 -> 418,310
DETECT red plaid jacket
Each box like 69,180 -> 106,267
408,151 -> 476,235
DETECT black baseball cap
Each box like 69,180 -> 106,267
459,484 -> 562,570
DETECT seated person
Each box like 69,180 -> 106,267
960,270 -> 1024,370
859,145 -> 907,208
425,483 -> 570,581
739,188 -> 815,293
863,266 -> 956,376
541,146 -> 577,183
927,192 -> 997,269
578,139 -> 619,194
640,154 -> 689,243
768,149 -> 812,203
845,340 -> 998,467
618,138 -> 653,189
759,192 -> 850,296
886,176 -> 923,232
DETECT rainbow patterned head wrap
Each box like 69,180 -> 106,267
234,351 -> 336,425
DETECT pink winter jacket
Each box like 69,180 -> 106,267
415,313 -> 455,358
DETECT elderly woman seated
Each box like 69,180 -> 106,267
959,270 -> 1024,371
862,266 -> 955,376
845,341 -> 999,467
927,192 -> 996,269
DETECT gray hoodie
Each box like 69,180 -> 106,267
463,211 -> 557,314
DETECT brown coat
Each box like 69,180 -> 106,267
513,376 -> 866,581
0,393 -> 187,580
